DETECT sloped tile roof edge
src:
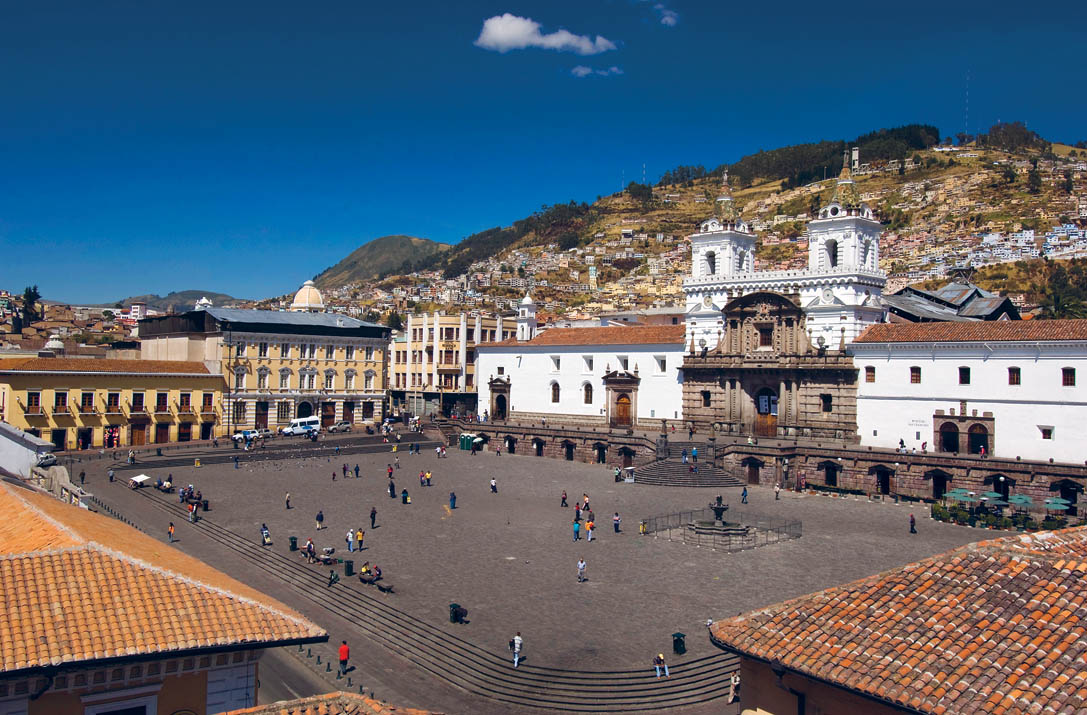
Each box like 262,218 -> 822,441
223,691 -> 440,715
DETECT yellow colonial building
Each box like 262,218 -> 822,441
0,356 -> 224,450
389,311 -> 513,417
139,283 -> 391,432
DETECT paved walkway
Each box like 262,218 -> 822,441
88,436 -> 995,712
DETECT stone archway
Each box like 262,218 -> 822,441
869,465 -> 894,496
593,443 -> 607,464
968,424 -> 989,454
562,441 -> 576,461
939,422 -> 959,453
494,394 -> 507,421
617,446 -> 636,469
533,438 -> 545,457
1051,479 -> 1084,517
296,401 -> 314,419
504,435 -> 517,454
925,469 -> 953,500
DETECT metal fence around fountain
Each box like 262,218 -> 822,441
642,508 -> 802,552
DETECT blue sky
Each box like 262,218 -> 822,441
2,0 -> 1084,304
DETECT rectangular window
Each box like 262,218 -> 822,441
345,372 -> 355,390
324,373 -> 335,390
258,342 -> 268,357
281,343 -> 291,358
202,392 -> 213,409
233,402 -> 246,423
235,372 -> 245,390
758,328 -> 773,348
1040,426 -> 1054,440
497,366 -> 505,375
156,392 -> 169,411
584,356 -> 594,372
131,392 -> 144,411
1063,367 -> 1076,386
277,402 -> 291,422
257,372 -> 268,389
306,344 -> 316,359
467,328 -> 475,342
656,356 -> 667,373
701,390 -> 711,407
365,374 -> 374,390
959,367 -> 971,385
279,372 -> 289,390
326,345 -> 335,360
910,366 -> 921,384
345,345 -> 355,361
551,356 -> 561,371
179,392 -> 191,409
80,391 -> 95,412
466,373 -> 474,387
236,342 -> 247,356
365,346 -> 374,360
27,390 -> 41,413
107,392 -> 121,411
618,355 -> 629,370
865,366 -> 875,383
1008,367 -> 1021,385
54,391 -> 68,409
820,394 -> 833,412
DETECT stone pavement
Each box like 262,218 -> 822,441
88,435 -> 993,712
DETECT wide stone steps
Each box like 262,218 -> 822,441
634,459 -> 746,488
111,487 -> 738,712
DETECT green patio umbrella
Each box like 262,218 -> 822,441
1044,497 -> 1072,512
1007,494 -> 1033,508
980,491 -> 1004,500
987,499 -> 1009,508
948,492 -> 978,503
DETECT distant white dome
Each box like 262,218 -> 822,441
290,280 -> 325,312
195,296 -> 213,311
520,294 -> 535,305
45,333 -> 64,351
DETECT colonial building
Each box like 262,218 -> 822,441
388,311 -> 513,418
681,292 -> 858,439
883,280 -> 1020,322
0,356 -> 225,450
139,283 -> 390,433
711,527 -> 1087,715
476,296 -> 686,429
0,481 -> 326,715
684,172 -> 886,351
852,320 -> 1087,463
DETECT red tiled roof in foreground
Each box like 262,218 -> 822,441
225,691 -> 438,715
855,319 -> 1087,343
478,324 -> 686,348
711,526 -> 1087,714
0,482 -> 325,674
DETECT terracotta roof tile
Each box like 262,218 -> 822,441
854,320 -> 1087,344
224,691 -> 438,715
711,526 -> 1087,714
0,357 -> 212,374
0,482 -> 325,674
478,324 -> 685,348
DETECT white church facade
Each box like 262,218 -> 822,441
684,172 -> 887,352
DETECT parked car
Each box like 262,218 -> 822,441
283,417 -> 321,436
36,453 -> 57,468
328,421 -> 353,433
253,428 -> 275,440
232,430 -> 258,442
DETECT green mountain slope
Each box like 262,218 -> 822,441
314,235 -> 449,287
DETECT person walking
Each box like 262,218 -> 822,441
395,455 -> 400,470
741,486 -> 748,504
774,484 -> 781,500
449,491 -> 457,509
574,503 -> 581,521
401,488 -> 409,504
577,558 -> 586,583
420,471 -> 426,487
728,672 -> 740,703
338,641 -> 350,676
573,519 -> 581,541
316,510 -> 325,530
613,512 -> 621,533
343,463 -> 348,479
79,470 -> 86,485
108,468 -> 114,482
388,478 -> 396,498
691,446 -> 698,463
285,492 -> 291,509
561,490 -> 568,507
370,506 -> 377,529
910,513 -> 917,534
425,471 -> 432,487
586,519 -> 594,542
346,528 -> 355,552
490,478 -> 498,493
681,448 -> 687,464
331,470 -> 336,482
356,528 -> 364,552
511,632 -> 523,668
387,464 -> 394,480
167,522 -> 175,543
654,653 -> 669,679
354,464 -> 360,478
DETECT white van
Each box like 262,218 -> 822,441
283,417 -> 321,436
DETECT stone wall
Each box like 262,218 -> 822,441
441,421 -> 658,470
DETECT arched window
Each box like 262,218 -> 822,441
583,383 -> 593,404
825,240 -> 839,268
705,251 -> 717,276
551,382 -> 560,403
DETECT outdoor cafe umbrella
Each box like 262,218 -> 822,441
1044,497 -> 1072,512
1008,494 -> 1034,508
980,491 -> 1004,500
948,491 -> 978,504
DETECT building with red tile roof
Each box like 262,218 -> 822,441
711,526 -> 1087,715
0,480 -> 327,714
224,691 -> 437,715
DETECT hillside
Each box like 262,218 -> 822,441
314,235 -> 450,287
108,290 -> 245,313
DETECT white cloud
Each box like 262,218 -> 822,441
654,4 -> 679,26
571,65 -> 624,78
475,13 -> 617,55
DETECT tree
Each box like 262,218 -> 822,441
385,312 -> 404,331
1062,170 -> 1074,194
102,310 -> 114,321
1001,165 -> 1017,185
1027,165 -> 1042,194
557,232 -> 580,250
21,285 -> 41,324
625,181 -> 653,205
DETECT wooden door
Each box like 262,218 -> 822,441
155,424 -> 170,444
614,394 -> 632,427
131,424 -> 146,446
747,463 -> 760,485
755,413 -> 777,437
255,401 -> 269,429
321,402 -> 336,428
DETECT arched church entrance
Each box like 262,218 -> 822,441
296,402 -> 314,419
613,394 -> 632,427
493,394 -> 507,421
939,422 -> 959,453
968,424 -> 989,454
754,387 -> 778,437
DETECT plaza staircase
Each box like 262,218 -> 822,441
634,458 -> 746,488
113,487 -> 738,712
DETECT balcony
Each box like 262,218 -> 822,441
177,403 -> 195,413
436,364 -> 461,375
78,404 -> 97,415
154,404 -> 171,415
105,403 -> 124,414
129,403 -> 147,414
24,405 -> 44,415
200,405 -> 217,414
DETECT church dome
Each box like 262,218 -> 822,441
290,280 -> 325,312
44,334 -> 64,351
520,294 -> 535,305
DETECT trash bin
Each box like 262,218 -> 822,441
202,499 -> 209,512
449,603 -> 461,623
289,536 -> 298,551
672,632 -> 686,655
344,559 -> 354,577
